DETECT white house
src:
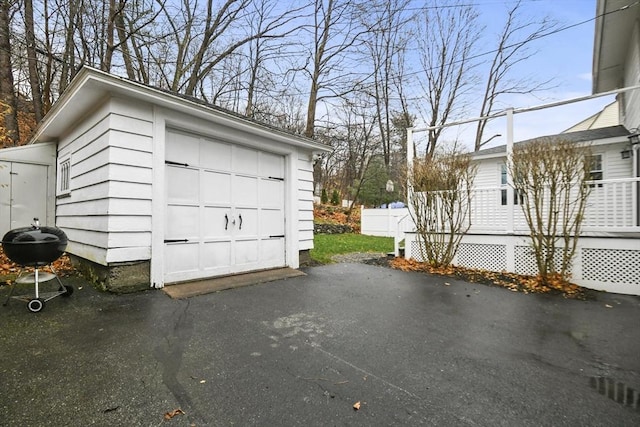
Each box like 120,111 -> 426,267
1,67 -> 331,292
401,0 -> 640,295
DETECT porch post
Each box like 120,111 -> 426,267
406,127 -> 414,209
506,108 -> 514,234
633,142 -> 639,226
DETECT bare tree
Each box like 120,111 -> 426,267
416,1 -> 480,159
58,0 -> 82,92
24,0 -> 44,122
473,1 -> 556,151
303,0 -> 366,138
509,138 -> 591,283
243,0 -> 308,118
407,150 -> 476,267
0,0 -> 19,146
362,0 -> 411,171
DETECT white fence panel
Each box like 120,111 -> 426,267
361,207 -> 411,237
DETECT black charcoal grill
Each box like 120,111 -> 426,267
2,219 -> 73,313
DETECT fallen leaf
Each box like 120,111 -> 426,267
353,401 -> 361,410
164,409 -> 185,420
605,304 -> 613,308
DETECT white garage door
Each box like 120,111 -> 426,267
164,130 -> 286,284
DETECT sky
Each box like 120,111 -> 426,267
410,0 -> 615,153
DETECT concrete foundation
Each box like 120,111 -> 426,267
69,255 -> 150,293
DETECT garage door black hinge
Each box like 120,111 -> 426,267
269,235 -> 285,238
268,176 -> 284,181
164,239 -> 189,243
165,160 -> 189,167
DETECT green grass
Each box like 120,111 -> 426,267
310,233 -> 394,264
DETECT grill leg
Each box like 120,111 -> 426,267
50,266 -> 65,289
34,268 -> 40,299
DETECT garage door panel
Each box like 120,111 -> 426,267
167,166 -> 199,203
234,146 -> 258,175
200,139 -> 232,171
166,205 -> 199,239
202,171 -> 231,205
236,208 -> 257,236
233,176 -> 258,206
202,241 -> 232,271
260,179 -> 284,208
259,152 -> 284,178
202,206 -> 230,238
262,239 -> 285,263
166,132 -> 200,166
260,209 -> 284,236
235,240 -> 259,266
165,242 -> 199,274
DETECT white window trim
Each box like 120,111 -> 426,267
57,155 -> 71,197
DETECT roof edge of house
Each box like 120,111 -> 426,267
31,66 -> 332,153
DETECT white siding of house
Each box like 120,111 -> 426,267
623,21 -> 640,128
297,153 -> 315,251
598,140 -> 632,179
468,139 -> 634,232
57,97 -> 154,265
473,158 -> 501,188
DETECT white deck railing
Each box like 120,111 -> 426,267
361,177 -> 639,256
466,177 -> 639,233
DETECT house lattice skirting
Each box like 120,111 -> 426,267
404,232 -> 640,296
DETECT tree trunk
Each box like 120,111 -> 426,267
24,0 -> 44,122
0,0 -> 19,146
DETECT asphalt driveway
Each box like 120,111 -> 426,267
1,262 -> 639,426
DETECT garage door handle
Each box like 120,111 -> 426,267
270,235 -> 285,238
238,214 -> 242,230
164,239 -> 188,243
225,214 -> 229,230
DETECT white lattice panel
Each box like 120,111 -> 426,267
582,249 -> 640,285
514,245 -> 573,276
456,243 -> 506,271
514,246 -> 538,275
404,231 -> 640,295
410,240 -> 425,262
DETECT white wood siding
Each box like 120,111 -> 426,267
598,141 -> 632,179
297,153 -> 315,251
623,21 -> 640,128
473,158 -> 501,188
57,97 -> 153,265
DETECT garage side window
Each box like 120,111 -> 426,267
58,157 -> 71,196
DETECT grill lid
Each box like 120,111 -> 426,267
1,218 -> 67,267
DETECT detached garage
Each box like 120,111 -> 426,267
22,67 -> 331,292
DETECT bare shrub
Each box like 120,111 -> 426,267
408,151 -> 476,267
509,138 -> 592,282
